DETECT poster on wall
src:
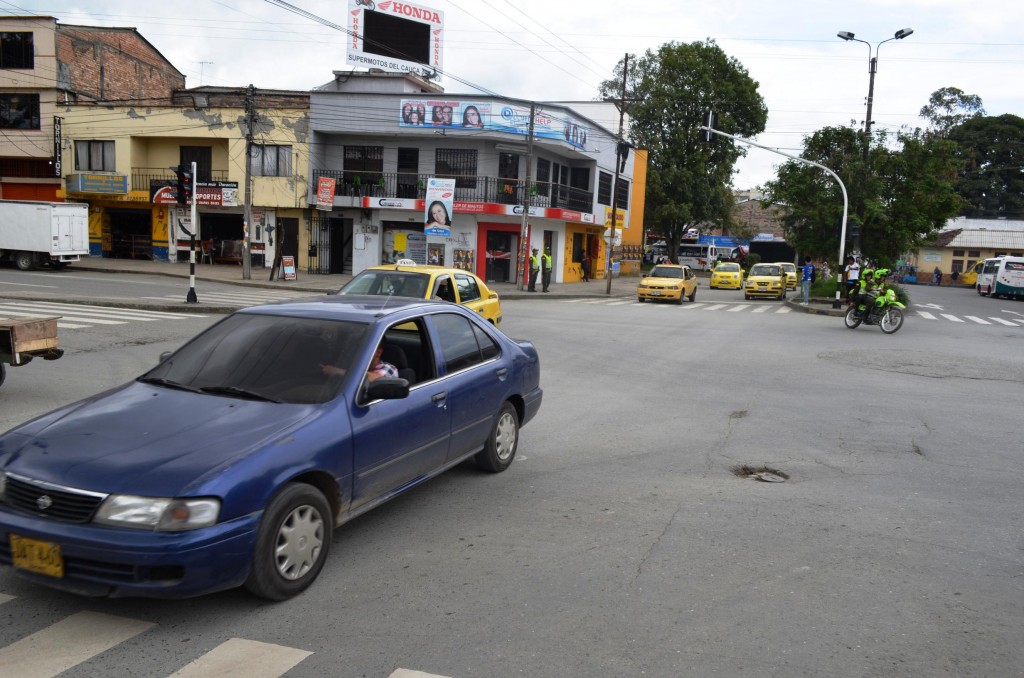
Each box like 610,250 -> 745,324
424,177 -> 456,237
454,248 -> 475,271
400,100 -> 491,130
428,243 -> 445,266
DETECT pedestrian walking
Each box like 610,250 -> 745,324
933,266 -> 942,286
800,256 -> 815,305
541,247 -> 552,292
528,247 -> 540,292
951,269 -> 959,284
581,251 -> 591,282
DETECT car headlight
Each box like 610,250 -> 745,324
668,285 -> 679,290
94,495 -> 220,531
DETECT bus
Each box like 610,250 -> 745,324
990,256 -> 1024,299
678,243 -> 740,271
976,257 -> 1004,296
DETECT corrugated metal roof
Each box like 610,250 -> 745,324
944,217 -> 1024,232
949,230 -> 1024,249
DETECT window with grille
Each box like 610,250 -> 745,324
952,249 -> 964,257
435,148 -> 478,189
968,250 -> 981,258
598,171 -> 612,204
0,93 -> 39,129
0,32 -> 33,69
74,140 -> 115,172
250,145 -> 293,177
344,146 -> 383,185
615,178 -> 630,210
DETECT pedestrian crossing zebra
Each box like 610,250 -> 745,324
0,300 -> 204,330
141,289 -> 325,307
0,596 -> 451,678
555,298 -> 1024,326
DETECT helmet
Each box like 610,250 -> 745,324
863,269 -> 874,278
874,268 -> 890,279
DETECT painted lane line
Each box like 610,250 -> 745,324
751,306 -> 771,313
964,316 -> 992,325
940,314 -> 964,323
7,301 -> 200,319
990,318 -> 1017,326
0,307 -> 126,325
916,311 -> 937,320
702,304 -> 727,311
726,305 -> 750,312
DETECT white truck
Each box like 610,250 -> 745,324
0,199 -> 90,270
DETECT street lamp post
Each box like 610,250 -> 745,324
837,28 -> 913,255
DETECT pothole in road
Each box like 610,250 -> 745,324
730,465 -> 790,482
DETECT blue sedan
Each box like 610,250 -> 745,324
0,297 -> 542,600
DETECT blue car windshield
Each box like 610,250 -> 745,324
339,271 -> 431,298
142,314 -> 369,404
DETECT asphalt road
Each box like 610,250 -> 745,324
0,282 -> 1021,677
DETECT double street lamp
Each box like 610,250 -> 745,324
837,28 -> 914,139
836,27 -> 913,255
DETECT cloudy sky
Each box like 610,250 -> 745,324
17,0 -> 1024,188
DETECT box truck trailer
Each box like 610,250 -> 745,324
0,199 -> 89,270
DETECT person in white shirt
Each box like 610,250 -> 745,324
844,256 -> 861,301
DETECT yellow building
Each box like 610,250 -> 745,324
59,87 -> 310,269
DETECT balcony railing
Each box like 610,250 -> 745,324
131,168 -> 230,192
313,170 -> 596,214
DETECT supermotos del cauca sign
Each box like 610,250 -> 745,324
347,0 -> 443,75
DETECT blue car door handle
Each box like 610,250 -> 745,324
431,392 -> 448,403
495,367 -> 508,378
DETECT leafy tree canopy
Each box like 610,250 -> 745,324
948,113 -> 1024,218
919,87 -> 985,138
599,40 -> 767,260
762,125 -> 963,266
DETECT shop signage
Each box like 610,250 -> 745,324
53,117 -> 62,177
424,177 -> 455,237
359,195 -> 594,223
150,180 -> 239,206
67,173 -> 128,194
316,177 -> 336,210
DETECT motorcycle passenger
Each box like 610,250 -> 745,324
868,269 -> 894,319
852,269 -> 876,317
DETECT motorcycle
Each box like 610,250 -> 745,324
844,287 -> 906,334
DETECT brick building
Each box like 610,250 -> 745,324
0,16 -> 184,201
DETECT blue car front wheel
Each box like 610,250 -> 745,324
475,402 -> 519,473
245,482 -> 332,601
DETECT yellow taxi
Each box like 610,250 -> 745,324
775,262 -> 798,289
709,262 -> 744,289
338,263 -> 503,326
744,263 -> 788,300
637,263 -> 699,304
960,260 -> 982,287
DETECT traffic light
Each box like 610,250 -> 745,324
175,165 -> 193,205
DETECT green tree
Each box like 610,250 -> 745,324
762,125 -> 962,265
919,87 -> 985,138
599,40 -> 767,261
948,114 -> 1024,218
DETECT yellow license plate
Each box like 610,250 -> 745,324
9,533 -> 64,578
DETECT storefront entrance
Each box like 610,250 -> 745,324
107,208 -> 152,259
485,231 -> 515,283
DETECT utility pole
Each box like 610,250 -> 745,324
517,102 -> 537,292
605,54 -> 629,296
242,84 -> 255,280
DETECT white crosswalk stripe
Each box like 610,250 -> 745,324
142,290 -> 320,307
0,301 -> 203,330
551,298 -> 1022,326
0,600 -> 452,678
0,611 -> 154,678
168,638 -> 312,678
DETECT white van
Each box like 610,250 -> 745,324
989,256 -> 1024,300
976,257 -> 1004,296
